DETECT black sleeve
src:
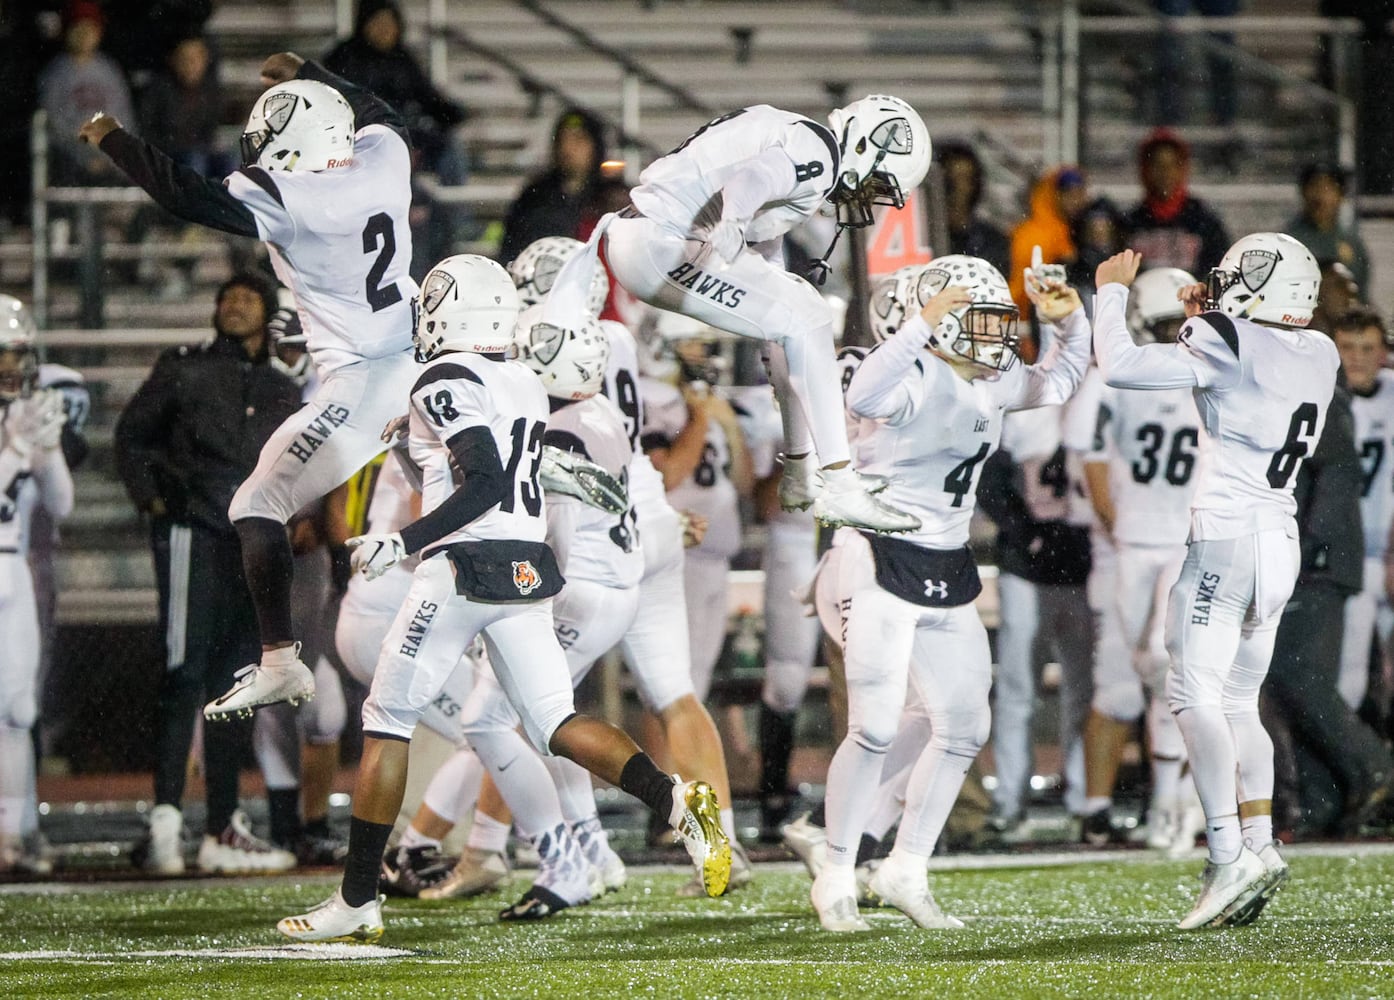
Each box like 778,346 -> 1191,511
113,351 -> 181,511
99,130 -> 260,238
399,425 -> 511,554
297,59 -> 409,142
975,449 -> 1034,538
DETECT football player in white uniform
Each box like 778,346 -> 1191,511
278,256 -> 729,942
0,305 -> 73,874
82,52 -> 421,721
1333,308 -> 1394,711
1080,268 -> 1203,849
602,97 -> 930,532
812,255 -> 1090,932
1091,238 -> 1339,929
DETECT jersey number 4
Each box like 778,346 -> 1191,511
943,442 -> 991,508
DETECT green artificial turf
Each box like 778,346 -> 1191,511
3,847 -> 1392,999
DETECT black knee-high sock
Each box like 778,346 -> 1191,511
342,817 -> 393,907
619,753 -> 676,820
759,705 -> 797,800
268,787 -> 302,849
236,516 -> 295,646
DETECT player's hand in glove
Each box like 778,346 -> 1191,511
267,307 -> 302,343
345,531 -> 407,581
3,390 -> 65,458
707,218 -> 749,266
539,445 -> 628,514
380,414 -> 410,445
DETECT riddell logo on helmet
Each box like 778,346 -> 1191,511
326,157 -> 354,168
1283,314 -> 1311,327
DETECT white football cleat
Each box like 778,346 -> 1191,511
418,846 -> 510,900
811,866 -> 870,932
781,812 -> 827,879
278,889 -> 384,942
204,644 -> 314,721
1225,841 -> 1290,926
197,809 -> 296,874
143,803 -> 186,875
499,824 -> 592,921
813,467 -> 920,534
670,779 -> 732,898
1178,847 -> 1267,930
573,818 -> 627,894
867,851 -> 964,929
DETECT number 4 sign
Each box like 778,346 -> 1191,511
865,187 -> 933,279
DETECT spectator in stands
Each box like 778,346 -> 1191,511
1121,129 -> 1230,277
500,107 -> 608,265
1007,165 -> 1088,316
323,0 -> 469,184
1310,260 -> 1361,336
37,1 -> 134,185
1153,0 -> 1238,130
1259,338 -> 1394,838
104,0 -> 213,83
1286,164 -> 1370,295
115,274 -> 304,877
137,35 -> 231,179
1068,196 -> 1125,300
937,141 -> 1009,276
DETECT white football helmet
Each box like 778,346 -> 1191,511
826,95 -> 931,228
1127,267 -> 1195,343
0,294 -> 39,403
867,264 -> 923,342
508,236 -> 610,315
915,255 -> 1020,372
414,255 -> 520,360
514,303 -> 610,400
241,80 -> 354,173
1205,232 -> 1320,329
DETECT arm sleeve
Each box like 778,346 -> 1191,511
31,446 -> 74,521
975,448 -> 1034,537
298,59 -> 409,141
113,353 -> 179,511
1092,282 -> 1224,390
845,314 -> 936,425
1012,305 -> 1092,410
398,424 -> 510,555
98,130 -> 260,238
719,147 -> 799,225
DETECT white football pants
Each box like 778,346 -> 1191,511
1338,557 -> 1389,710
683,550 -> 731,702
604,216 -> 848,466
761,515 -> 820,714
620,502 -> 697,712
0,556 -> 39,840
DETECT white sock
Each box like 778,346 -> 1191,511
468,726 -> 564,839
262,643 -> 300,667
1174,705 -> 1242,862
720,807 -> 736,844
399,826 -> 440,851
0,726 -> 33,839
1205,813 -> 1243,865
542,754 -> 598,824
1083,796 -> 1112,815
895,742 -> 975,857
467,812 -> 510,854
1240,814 -> 1273,853
823,735 -> 889,865
421,746 -> 484,826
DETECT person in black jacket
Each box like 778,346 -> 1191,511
323,0 -> 468,182
1121,130 -> 1230,278
1260,377 -> 1394,837
116,273 -> 304,876
499,108 -> 608,265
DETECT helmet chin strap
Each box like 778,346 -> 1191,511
806,221 -> 850,288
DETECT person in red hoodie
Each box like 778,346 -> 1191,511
1122,130 -> 1230,277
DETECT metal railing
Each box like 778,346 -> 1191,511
1041,4 -> 1363,170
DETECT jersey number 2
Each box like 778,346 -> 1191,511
362,213 -> 402,312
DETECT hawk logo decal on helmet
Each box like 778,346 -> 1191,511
512,560 -> 542,595
917,267 -> 952,301
262,92 -> 299,135
869,117 -> 915,156
1240,249 -> 1280,292
419,270 -> 455,315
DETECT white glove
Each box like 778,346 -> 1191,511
3,391 -> 65,458
539,445 -> 628,514
380,413 -> 410,445
345,531 -> 407,581
707,218 -> 748,266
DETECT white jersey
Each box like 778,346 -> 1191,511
846,309 -> 1091,548
1351,369 -> 1394,559
630,105 -> 840,245
599,319 -> 667,514
407,353 -> 549,551
1090,380 -> 1201,546
642,377 -> 742,558
227,124 -> 416,373
545,393 -> 644,590
0,400 -> 74,558
1093,283 -> 1341,541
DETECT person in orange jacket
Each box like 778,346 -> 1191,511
1008,166 -> 1090,316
